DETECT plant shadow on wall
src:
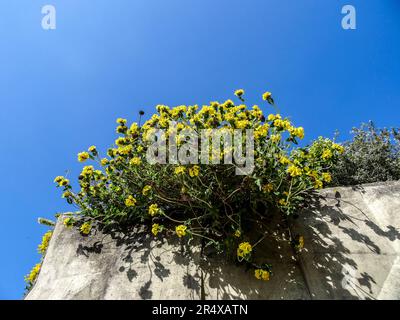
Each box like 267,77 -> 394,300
292,187 -> 400,300
74,211 -> 311,300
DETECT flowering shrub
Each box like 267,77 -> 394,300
25,228 -> 53,292
53,90 -> 343,280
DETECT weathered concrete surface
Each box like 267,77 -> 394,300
26,215 -> 308,300
26,181 -> 400,300
291,181 -> 400,300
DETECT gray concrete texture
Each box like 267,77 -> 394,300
26,181 -> 400,300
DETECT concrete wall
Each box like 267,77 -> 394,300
26,181 -> 400,300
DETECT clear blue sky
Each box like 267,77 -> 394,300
0,0 -> 399,299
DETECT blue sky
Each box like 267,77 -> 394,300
0,0 -> 399,299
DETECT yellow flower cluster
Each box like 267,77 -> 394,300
116,118 -> 127,125
175,225 -> 187,238
254,124 -> 269,139
287,165 -> 302,177
130,157 -> 142,166
81,165 -> 94,177
188,165 -> 200,177
80,222 -> 92,235
37,231 -> 53,255
322,172 -> 332,183
234,89 -> 244,98
125,195 -> 137,207
237,242 -> 252,259
174,166 -> 186,175
25,263 -> 41,284
332,143 -> 345,154
289,126 -> 305,139
100,158 -> 109,166
78,152 -> 90,162
148,204 -> 160,216
142,185 -> 152,196
63,217 -> 75,228
128,122 -> 139,135
54,176 -> 69,187
88,145 -> 97,153
278,198 -> 287,206
270,134 -> 281,143
322,149 -> 333,160
254,269 -> 270,281
263,183 -> 274,193
151,223 -> 161,236
262,92 -> 272,101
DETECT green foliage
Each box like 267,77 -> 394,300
330,122 -> 400,186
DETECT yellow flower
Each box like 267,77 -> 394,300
234,89 -> 244,97
130,157 -> 142,166
234,230 -> 241,238
78,152 -> 90,162
280,120 -> 292,130
54,176 -> 69,187
137,145 -> 144,153
255,269 -> 270,281
80,222 -> 92,235
81,165 -> 94,177
235,119 -> 249,129
314,179 -> 323,189
100,158 -> 109,166
53,176 -> 64,184
262,91 -> 272,101
129,123 -> 139,135
237,242 -> 252,259
262,183 -> 274,193
289,126 -> 305,139
279,156 -> 290,165
151,223 -> 161,236
125,195 -> 137,207
25,263 -> 41,284
116,118 -> 127,125
118,145 -> 133,155
287,165 -> 302,177
37,231 -> 53,254
115,137 -> 126,147
116,125 -> 127,134
254,124 -> 269,139
63,217 -> 75,228
174,166 -> 186,175
278,198 -> 287,206
142,185 -> 152,196
188,165 -> 200,177
332,143 -> 345,154
175,225 -> 187,238
270,134 -> 281,143
322,149 -> 333,160
60,178 -> 69,186
62,191 -> 72,198
88,145 -> 97,153
148,204 -> 160,216
224,112 -> 235,122
322,172 -> 332,183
